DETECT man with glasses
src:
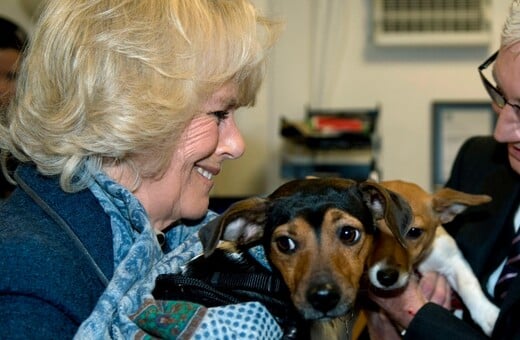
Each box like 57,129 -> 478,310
367,1 -> 520,339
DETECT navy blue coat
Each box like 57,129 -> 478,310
0,164 -> 113,339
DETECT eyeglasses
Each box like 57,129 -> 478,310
478,50 -> 520,112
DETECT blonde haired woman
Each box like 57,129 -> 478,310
0,0 -> 281,338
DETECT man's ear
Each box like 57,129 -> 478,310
199,197 -> 268,257
358,181 -> 413,248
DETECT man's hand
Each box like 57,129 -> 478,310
419,271 -> 452,309
368,271 -> 452,329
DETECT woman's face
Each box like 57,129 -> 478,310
135,82 -> 245,230
493,43 -> 520,174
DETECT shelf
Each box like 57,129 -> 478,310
279,107 -> 379,181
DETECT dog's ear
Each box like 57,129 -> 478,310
432,188 -> 491,224
358,181 -> 413,247
199,197 -> 269,257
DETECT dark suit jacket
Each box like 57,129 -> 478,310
405,136 -> 520,340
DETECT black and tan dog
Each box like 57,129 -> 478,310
177,177 -> 413,339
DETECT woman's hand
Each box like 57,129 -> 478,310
368,271 -> 452,329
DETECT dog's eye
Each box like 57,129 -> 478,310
338,226 -> 361,245
275,236 -> 298,254
406,227 -> 423,239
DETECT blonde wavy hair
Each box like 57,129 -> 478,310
0,0 -> 281,192
502,0 -> 520,47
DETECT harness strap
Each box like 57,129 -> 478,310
208,272 -> 284,295
153,274 -> 242,306
154,272 -> 287,304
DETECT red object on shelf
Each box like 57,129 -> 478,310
311,116 -> 365,133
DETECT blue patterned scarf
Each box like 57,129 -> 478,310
73,170 -> 281,339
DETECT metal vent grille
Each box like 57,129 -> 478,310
373,0 -> 491,46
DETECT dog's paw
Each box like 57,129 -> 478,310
470,302 -> 499,336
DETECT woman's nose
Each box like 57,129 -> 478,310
219,116 -> 245,160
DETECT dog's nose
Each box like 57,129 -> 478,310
377,268 -> 399,287
307,283 -> 340,313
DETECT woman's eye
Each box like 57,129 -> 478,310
275,236 -> 298,254
211,110 -> 229,123
338,225 -> 361,245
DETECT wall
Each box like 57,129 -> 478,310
0,0 -> 36,33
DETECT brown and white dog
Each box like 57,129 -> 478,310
192,177 -> 413,339
365,180 -> 499,336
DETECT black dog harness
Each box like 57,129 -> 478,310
153,271 -> 308,339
